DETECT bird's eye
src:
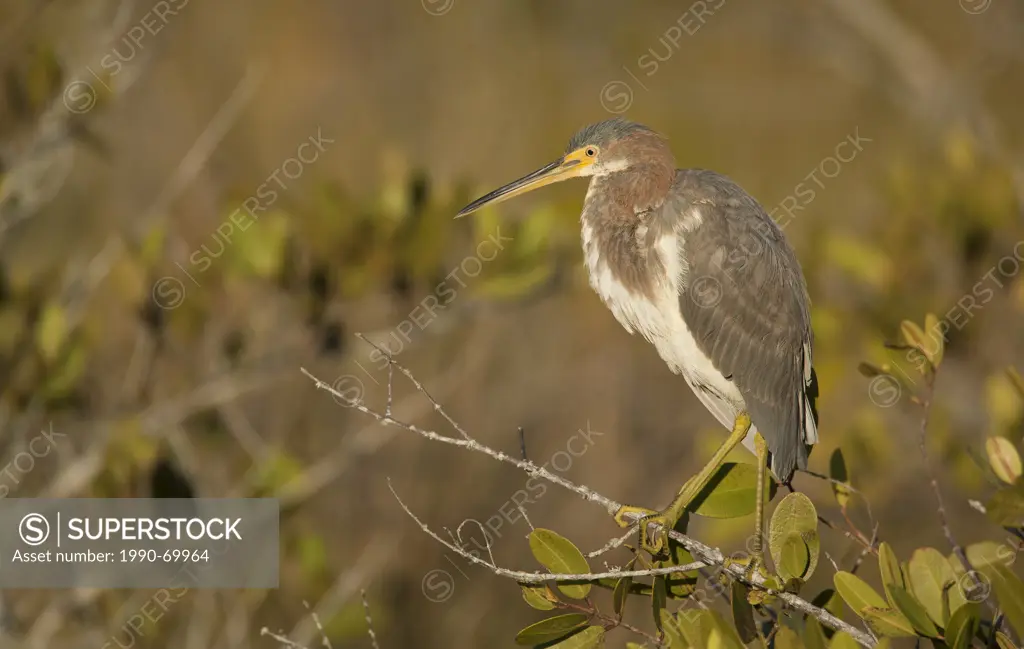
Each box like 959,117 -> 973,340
585,147 -> 597,157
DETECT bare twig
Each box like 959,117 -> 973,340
390,479 -> 704,582
303,364 -> 877,648
361,589 -> 380,649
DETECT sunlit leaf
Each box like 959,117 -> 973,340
528,529 -> 591,599
944,602 -> 981,649
812,588 -> 842,619
226,210 -> 291,279
652,571 -> 667,630
675,608 -> 713,648
770,492 -> 819,580
986,564 -> 1024,639
41,340 -> 87,398
827,631 -> 860,649
547,625 -> 604,648
988,372 -> 1024,441
907,547 -> 958,626
520,584 -> 557,610
834,571 -> 887,617
1009,367 -> 1024,400
780,533 -> 811,581
774,625 -> 805,649
139,224 -> 167,267
861,607 -> 915,637
803,617 -> 829,649
877,542 -> 907,606
900,320 -> 929,357
987,436 -> 1023,485
661,610 -> 687,648
924,313 -> 944,367
995,631 -> 1021,649
36,302 -> 68,362
690,462 -> 777,518
707,610 -> 746,649
666,545 -> 699,597
889,586 -> 939,637
985,483 -> 1024,527
514,614 -> 588,645
730,581 -> 758,644
613,572 -> 632,617
829,449 -> 852,509
857,362 -> 885,378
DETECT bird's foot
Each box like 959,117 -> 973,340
613,504 -> 682,558
723,552 -> 782,602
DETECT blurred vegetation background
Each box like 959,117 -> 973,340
0,0 -> 1022,647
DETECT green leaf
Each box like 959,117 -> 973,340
857,362 -> 886,378
924,313 -> 944,367
829,449 -> 852,509
995,631 -> 1021,649
812,588 -> 842,620
986,482 -> 1024,527
834,571 -> 887,617
900,320 -> 929,359
226,210 -> 291,278
547,625 -> 604,648
803,617 -> 829,649
861,607 -> 916,637
661,610 -> 687,648
770,492 -> 820,580
667,545 -> 699,597
827,631 -> 860,649
690,462 -> 777,518
985,563 -> 1024,639
774,625 -> 806,649
707,611 -> 746,649
986,436 -> 1023,485
36,302 -> 68,362
780,533 -> 811,581
520,584 -> 556,610
730,581 -> 758,644
1009,367 -> 1024,400
877,542 -> 907,605
944,602 -> 980,649
613,572 -> 632,617
514,614 -> 589,645
907,547 -> 958,626
652,571 -> 667,630
966,540 -> 1014,568
675,608 -> 714,648
139,224 -> 167,266
528,529 -> 591,599
889,586 -> 939,637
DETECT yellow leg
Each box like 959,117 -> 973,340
615,412 -> 752,556
748,432 -> 770,579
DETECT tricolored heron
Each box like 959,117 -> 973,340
456,118 -> 818,570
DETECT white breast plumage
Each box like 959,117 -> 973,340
581,222 -> 747,433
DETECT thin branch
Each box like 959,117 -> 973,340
303,365 -> 877,648
390,478 -> 704,583
361,589 -> 380,649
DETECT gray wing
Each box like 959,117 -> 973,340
666,169 -> 818,481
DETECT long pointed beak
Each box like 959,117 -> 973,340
456,156 -> 583,218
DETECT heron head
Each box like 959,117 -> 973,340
456,118 -> 667,218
